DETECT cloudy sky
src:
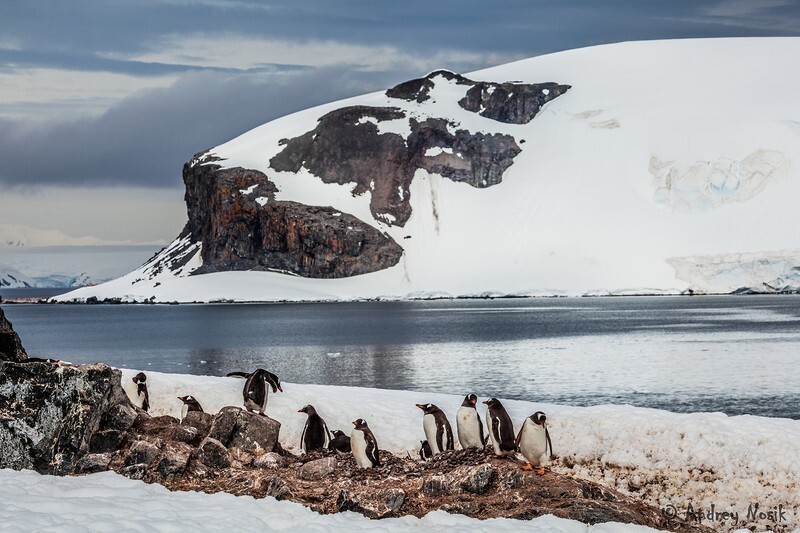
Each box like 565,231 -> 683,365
1,0 -> 799,244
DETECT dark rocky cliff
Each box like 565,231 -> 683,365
182,159 -> 403,278
144,70 -> 569,281
0,306 -> 26,362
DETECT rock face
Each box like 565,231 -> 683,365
181,160 -> 403,278
0,306 -> 27,362
134,70 -> 568,284
0,361 -> 135,474
269,105 -> 522,227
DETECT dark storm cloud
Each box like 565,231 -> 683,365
0,67 -> 408,189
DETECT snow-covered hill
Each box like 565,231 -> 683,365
59,38 -> 800,303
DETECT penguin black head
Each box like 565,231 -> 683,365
531,411 -> 547,426
353,418 -> 368,429
178,395 -> 203,412
132,372 -> 147,384
462,394 -> 478,407
331,430 -> 346,438
483,397 -> 502,408
260,369 -> 282,393
298,404 -> 317,415
415,403 -> 439,414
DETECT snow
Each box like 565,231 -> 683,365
56,38 -> 800,303
239,184 -> 258,195
0,469 -> 658,533
1,368 -> 797,529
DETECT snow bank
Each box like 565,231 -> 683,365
122,369 -> 800,531
0,469 -> 657,532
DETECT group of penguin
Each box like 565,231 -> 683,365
131,370 -> 554,474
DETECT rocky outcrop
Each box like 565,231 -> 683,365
180,160 -> 403,278
0,306 -> 27,362
386,69 -> 571,124
0,361 -> 135,474
270,107 -> 521,227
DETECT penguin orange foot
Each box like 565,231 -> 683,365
521,463 -> 533,471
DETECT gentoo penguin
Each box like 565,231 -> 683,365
419,440 -> 432,460
131,372 -> 150,412
227,369 -> 282,415
483,398 -> 516,457
456,393 -> 485,449
328,430 -> 351,453
350,418 -> 381,468
298,404 -> 330,453
415,403 -> 454,454
516,411 -> 554,474
178,395 -> 204,421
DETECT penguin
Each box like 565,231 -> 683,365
415,403 -> 454,454
228,369 -> 282,415
131,372 -> 150,412
516,411 -> 554,475
178,395 -> 204,421
350,418 -> 380,468
298,404 -> 330,453
483,398 -> 516,457
418,440 -> 432,460
328,430 -> 351,454
456,393 -> 485,449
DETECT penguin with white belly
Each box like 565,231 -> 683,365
350,418 -> 381,468
516,411 -> 553,474
131,372 -> 150,412
228,369 -> 283,416
178,395 -> 204,421
483,398 -> 516,457
298,404 -> 330,453
456,393 -> 485,449
416,403 -> 454,454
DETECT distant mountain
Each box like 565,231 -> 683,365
0,224 -> 165,248
0,267 -> 35,288
58,38 -> 800,303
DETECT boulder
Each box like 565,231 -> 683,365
0,361 -> 131,474
157,442 -> 193,478
298,456 -> 336,481
0,306 -> 26,362
124,440 -> 162,467
181,410 -> 213,438
208,406 -> 280,453
74,453 -> 113,474
198,437 -> 231,469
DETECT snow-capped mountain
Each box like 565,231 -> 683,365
0,266 -> 35,288
58,38 -> 800,303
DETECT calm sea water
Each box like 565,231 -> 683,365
4,295 -> 800,419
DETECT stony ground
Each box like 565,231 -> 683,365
135,445 -> 709,532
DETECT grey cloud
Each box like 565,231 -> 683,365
0,67 -> 413,190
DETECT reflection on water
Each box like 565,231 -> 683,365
5,295 -> 800,418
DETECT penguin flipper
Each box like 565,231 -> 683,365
545,426 -> 554,460
366,434 -> 380,467
515,426 -> 523,451
226,371 -> 251,379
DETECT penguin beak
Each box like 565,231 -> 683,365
277,385 -> 283,392
352,420 -> 358,426
470,399 -> 476,406
415,404 -> 425,410
297,408 -> 304,413
482,400 -> 489,405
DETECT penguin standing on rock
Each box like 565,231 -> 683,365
456,393 -> 484,449
227,369 -> 282,416
516,411 -> 553,475
298,405 -> 330,452
328,430 -> 351,453
483,398 -> 516,457
416,403 -> 454,454
350,418 -> 381,468
131,372 -> 150,412
178,395 -> 204,421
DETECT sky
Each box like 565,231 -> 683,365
1,0 -> 800,244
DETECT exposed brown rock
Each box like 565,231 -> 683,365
178,160 -> 403,279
